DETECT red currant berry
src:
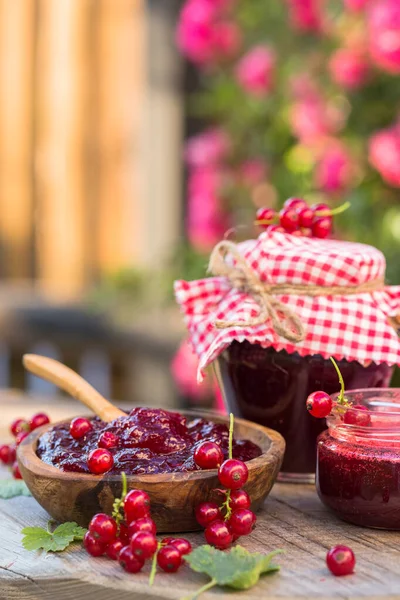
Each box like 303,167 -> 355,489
326,545 -> 355,576
291,230 -> 303,237
15,431 -> 29,446
343,405 -> 371,427
124,489 -> 151,522
194,441 -> 224,470
157,545 -> 183,572
89,513 -> 117,543
306,391 -> 332,418
0,444 -> 16,466
255,207 -> 276,228
30,413 -> 50,431
218,459 -> 249,490
312,217 -> 332,239
228,508 -> 256,536
161,538 -> 192,556
297,206 -> 314,228
301,227 -> 313,237
87,448 -> 114,474
119,546 -> 144,573
119,522 -> 130,544
12,462 -> 22,479
284,197 -> 307,211
312,203 -> 331,219
70,417 -> 92,440
279,208 -> 299,232
84,531 -> 106,557
205,520 -> 233,550
229,489 -> 251,511
10,419 -> 29,437
106,538 -> 124,560
130,531 -> 157,560
195,502 -> 222,528
128,517 -> 156,537
98,431 -> 119,450
267,225 -> 286,233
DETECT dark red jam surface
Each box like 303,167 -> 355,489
218,342 -> 393,475
36,407 -> 261,475
317,430 -> 400,529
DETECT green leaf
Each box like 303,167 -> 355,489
0,479 -> 31,499
184,545 -> 283,599
21,521 -> 87,553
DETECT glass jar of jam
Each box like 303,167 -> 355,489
215,344 -> 393,482
317,389 -> 400,530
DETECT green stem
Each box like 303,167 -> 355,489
316,201 -> 350,218
181,578 -> 218,600
149,542 -> 162,586
113,472 -> 128,526
121,471 -> 127,500
330,357 -> 346,405
223,413 -> 235,521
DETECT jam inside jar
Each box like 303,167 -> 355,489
215,342 -> 393,482
317,389 -> 400,530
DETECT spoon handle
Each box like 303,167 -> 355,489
22,354 -> 126,423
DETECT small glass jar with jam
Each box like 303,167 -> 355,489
175,230 -> 400,483
317,389 -> 400,530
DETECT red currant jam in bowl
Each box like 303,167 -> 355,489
36,407 -> 261,474
317,389 -> 400,530
215,342 -> 392,482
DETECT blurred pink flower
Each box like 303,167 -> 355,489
369,126 -> 400,187
343,0 -> 369,11
368,0 -> 400,74
314,143 -> 356,193
171,340 -> 212,401
235,45 -> 275,97
290,96 -> 343,143
185,128 -> 230,168
286,0 -> 325,34
239,158 -> 268,186
329,48 -> 370,89
187,168 -> 230,252
213,21 -> 242,60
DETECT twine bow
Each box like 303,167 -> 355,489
208,240 -> 385,344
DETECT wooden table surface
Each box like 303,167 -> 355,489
1,393 -> 400,600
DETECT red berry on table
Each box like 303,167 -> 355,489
279,208 -> 299,232
12,462 -> 22,479
89,513 -> 117,543
218,459 -> 249,490
119,546 -> 144,573
194,441 -> 224,470
15,431 -> 29,446
157,544 -> 183,572
10,419 -> 30,437
297,206 -> 314,228
301,227 -> 313,237
312,217 -> 332,239
98,431 -> 119,450
106,538 -> 124,560
306,391 -> 333,419
284,197 -> 307,211
30,413 -> 50,431
128,516 -> 156,537
229,489 -> 251,511
228,508 -> 256,536
124,489 -> 151,522
326,545 -> 355,576
130,531 -> 157,560
291,230 -> 303,237
255,207 -> 276,227
195,502 -> 222,528
87,448 -> 114,474
162,538 -> 192,556
70,417 -> 92,440
205,520 -> 233,550
344,405 -> 371,427
0,444 -> 16,465
267,224 -> 286,233
84,531 -> 106,557
312,202 -> 331,218
119,522 -> 130,544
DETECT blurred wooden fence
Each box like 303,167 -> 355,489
0,0 -> 183,298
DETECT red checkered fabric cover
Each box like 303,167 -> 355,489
174,231 -> 400,380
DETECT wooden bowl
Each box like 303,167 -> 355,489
17,411 -> 285,532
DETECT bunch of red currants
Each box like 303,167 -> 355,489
84,488 -> 192,576
0,413 -> 50,479
256,197 -> 349,239
193,440 -> 256,549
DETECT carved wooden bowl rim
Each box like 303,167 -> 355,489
18,409 -> 285,484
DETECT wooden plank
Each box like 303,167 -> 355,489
0,0 -> 35,279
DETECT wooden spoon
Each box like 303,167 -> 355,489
22,354 -> 126,422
